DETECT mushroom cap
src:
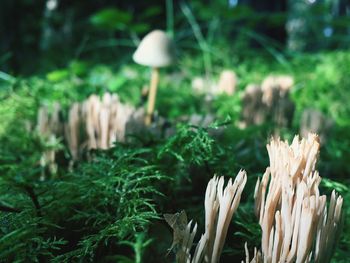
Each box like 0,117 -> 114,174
133,30 -> 175,68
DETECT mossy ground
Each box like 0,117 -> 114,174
1,50 -> 350,262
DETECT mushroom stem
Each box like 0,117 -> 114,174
145,67 -> 159,125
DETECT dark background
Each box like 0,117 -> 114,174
1,0 -> 350,74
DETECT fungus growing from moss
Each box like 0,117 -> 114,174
133,30 -> 175,125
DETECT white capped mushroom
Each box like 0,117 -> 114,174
133,30 -> 175,125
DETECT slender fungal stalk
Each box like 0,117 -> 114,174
145,67 -> 159,125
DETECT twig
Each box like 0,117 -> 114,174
0,203 -> 21,213
24,186 -> 42,217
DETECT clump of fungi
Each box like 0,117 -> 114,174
36,93 -> 141,163
165,171 -> 247,263
246,134 -> 343,263
217,70 -> 237,95
241,84 -> 265,126
241,75 -> 294,128
64,93 -> 138,160
37,102 -> 63,176
300,109 -> 333,144
191,69 -> 237,96
165,134 -> 343,263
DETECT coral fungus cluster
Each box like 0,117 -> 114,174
167,134 -> 343,263
37,93 -> 143,161
246,134 -> 343,263
166,171 -> 247,263
241,75 -> 294,128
